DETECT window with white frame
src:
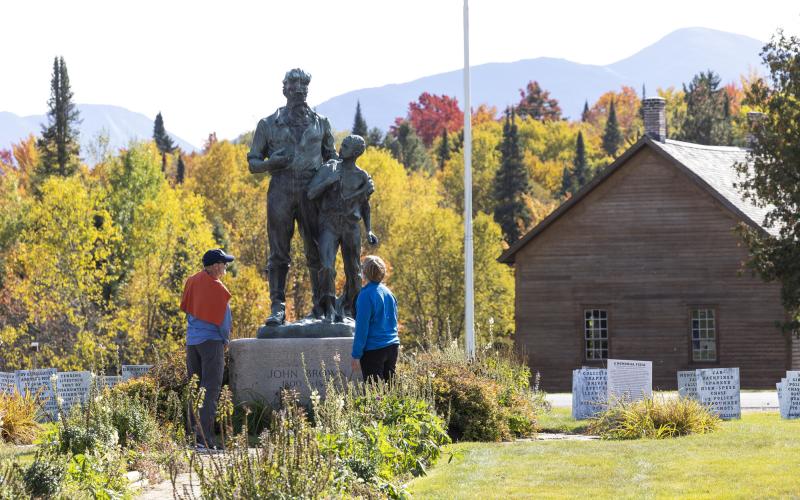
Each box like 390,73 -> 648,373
691,309 -> 717,362
584,309 -> 608,360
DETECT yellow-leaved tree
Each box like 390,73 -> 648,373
114,185 -> 216,362
2,176 -> 120,370
439,120 -> 503,215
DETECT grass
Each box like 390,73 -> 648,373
536,407 -> 589,434
409,412 -> 800,499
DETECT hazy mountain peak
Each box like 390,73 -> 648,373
0,104 -> 197,158
315,27 -> 764,129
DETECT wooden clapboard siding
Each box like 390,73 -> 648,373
514,147 -> 788,391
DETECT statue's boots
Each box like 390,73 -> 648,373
266,266 -> 288,326
265,306 -> 286,326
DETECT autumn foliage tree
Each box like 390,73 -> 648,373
406,92 -> 464,146
516,81 -> 561,121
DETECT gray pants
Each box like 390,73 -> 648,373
186,340 -> 224,447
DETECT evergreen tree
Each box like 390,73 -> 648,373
602,99 -> 622,157
561,131 -> 588,196
677,70 -> 732,145
384,120 -> 432,173
366,127 -> 383,147
493,109 -> 533,244
153,112 -> 176,172
352,101 -> 368,138
581,100 -> 590,122
437,129 -> 451,170
176,154 -> 186,185
36,56 -> 81,180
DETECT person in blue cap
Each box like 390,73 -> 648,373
180,248 -> 234,451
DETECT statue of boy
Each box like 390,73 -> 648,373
307,135 -> 378,322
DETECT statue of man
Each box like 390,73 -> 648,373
247,68 -> 338,326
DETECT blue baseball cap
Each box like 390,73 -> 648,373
202,249 -> 235,267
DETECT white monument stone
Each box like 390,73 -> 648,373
229,337 -> 354,406
696,367 -> 740,420
0,372 -> 18,395
607,359 -> 652,403
677,370 -> 698,399
99,375 -> 122,389
56,371 -> 92,413
15,368 -> 57,419
779,371 -> 800,419
122,365 -> 153,381
572,367 -> 607,419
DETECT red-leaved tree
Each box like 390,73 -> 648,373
406,93 -> 464,146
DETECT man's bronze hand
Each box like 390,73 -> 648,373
266,148 -> 293,171
367,231 -> 379,246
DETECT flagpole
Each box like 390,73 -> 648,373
463,0 -> 475,359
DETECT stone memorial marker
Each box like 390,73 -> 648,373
230,337 -> 353,406
781,371 -> 800,419
122,365 -> 152,381
607,359 -> 652,403
99,375 -> 122,389
572,368 -> 607,419
57,371 -> 92,413
0,372 -> 18,395
15,368 -> 57,419
696,367 -> 740,420
677,370 -> 698,399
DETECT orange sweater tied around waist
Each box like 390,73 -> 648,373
180,271 -> 231,326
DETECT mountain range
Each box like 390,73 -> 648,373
0,27 -> 765,153
0,104 -> 197,156
315,27 -> 765,131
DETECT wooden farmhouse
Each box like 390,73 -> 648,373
499,97 -> 798,391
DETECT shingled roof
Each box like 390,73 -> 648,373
498,136 -> 777,264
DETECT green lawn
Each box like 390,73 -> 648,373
409,412 -> 800,499
0,444 -> 36,466
536,407 -> 589,434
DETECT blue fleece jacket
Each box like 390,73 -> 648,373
186,304 -> 231,345
352,281 -> 400,359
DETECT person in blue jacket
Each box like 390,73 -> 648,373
351,255 -> 400,382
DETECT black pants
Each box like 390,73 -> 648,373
359,344 -> 399,382
186,340 -> 224,447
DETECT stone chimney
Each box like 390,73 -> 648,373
642,97 -> 666,142
746,111 -> 765,148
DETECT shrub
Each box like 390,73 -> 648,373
59,404 -> 118,455
0,390 -> 41,444
107,391 -> 156,449
0,461 -> 28,500
589,396 -> 721,439
401,342 -> 546,441
23,451 -> 65,498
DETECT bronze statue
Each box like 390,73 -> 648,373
247,68 -> 338,326
307,135 -> 378,322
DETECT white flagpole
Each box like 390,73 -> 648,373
463,0 -> 475,359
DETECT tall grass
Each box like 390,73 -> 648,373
589,396 -> 720,439
0,391 -> 41,445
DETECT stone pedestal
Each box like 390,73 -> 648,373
229,334 -> 355,407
